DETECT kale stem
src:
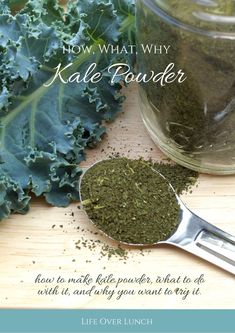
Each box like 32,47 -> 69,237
120,14 -> 135,34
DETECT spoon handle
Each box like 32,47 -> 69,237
168,210 -> 235,275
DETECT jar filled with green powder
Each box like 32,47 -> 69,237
137,0 -> 235,174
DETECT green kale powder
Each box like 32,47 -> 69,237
80,158 -> 184,244
137,0 -> 235,171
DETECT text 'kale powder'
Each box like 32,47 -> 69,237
137,0 -> 235,174
80,158 -> 181,245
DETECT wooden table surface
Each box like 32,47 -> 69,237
0,83 -> 234,309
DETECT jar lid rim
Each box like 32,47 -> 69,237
143,0 -> 235,39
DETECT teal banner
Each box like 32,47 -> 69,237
0,310 -> 234,333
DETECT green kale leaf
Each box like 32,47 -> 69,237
0,0 -> 136,219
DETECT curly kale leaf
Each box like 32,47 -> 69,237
0,0 -> 136,220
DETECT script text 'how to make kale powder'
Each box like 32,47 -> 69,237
80,158 -> 198,245
137,0 -> 235,175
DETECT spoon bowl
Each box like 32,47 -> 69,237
80,161 -> 235,275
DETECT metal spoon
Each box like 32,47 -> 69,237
79,162 -> 235,275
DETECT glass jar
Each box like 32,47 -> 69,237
137,0 -> 235,174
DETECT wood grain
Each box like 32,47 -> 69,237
0,83 -> 234,309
